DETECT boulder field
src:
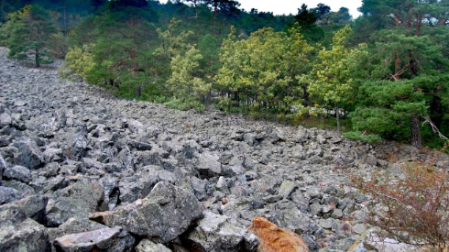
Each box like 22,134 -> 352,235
1,47 -> 439,252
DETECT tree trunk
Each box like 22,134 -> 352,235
410,114 -> 422,149
302,84 -> 310,118
335,106 -> 341,137
135,86 -> 142,98
35,48 -> 40,67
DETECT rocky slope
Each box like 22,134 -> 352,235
0,47 -> 435,252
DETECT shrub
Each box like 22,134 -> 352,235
349,148 -> 449,250
343,131 -> 382,143
164,97 -> 205,112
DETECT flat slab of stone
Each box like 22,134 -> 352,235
53,227 -> 121,252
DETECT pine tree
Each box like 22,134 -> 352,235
351,0 -> 449,148
307,25 -> 366,136
3,5 -> 56,67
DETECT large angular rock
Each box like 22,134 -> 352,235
0,218 -> 50,252
54,227 -> 134,252
196,153 -> 222,178
1,195 -> 48,223
0,112 -> 12,128
71,125 -> 88,161
270,127 -> 286,143
185,211 -> 259,252
48,217 -> 108,242
98,175 -> 119,210
12,140 -> 44,169
190,176 -> 207,201
0,186 -> 21,204
118,174 -> 159,204
248,217 -> 309,252
46,181 -> 104,227
3,165 -> 32,183
272,200 -> 312,234
90,181 -> 202,243
0,204 -> 27,227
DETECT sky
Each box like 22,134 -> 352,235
238,0 -> 362,18
158,0 -> 363,18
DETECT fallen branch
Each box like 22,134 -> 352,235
422,116 -> 449,140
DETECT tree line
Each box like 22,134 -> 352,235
1,0 -> 448,150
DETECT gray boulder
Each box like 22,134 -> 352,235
270,127 -> 286,143
54,227 -> 134,252
0,186 -> 21,204
272,200 -> 313,234
12,140 -> 44,169
185,211 -> 259,252
46,180 -> 104,227
90,181 -> 202,243
0,218 -> 50,252
295,128 -> 309,143
196,153 -> 221,178
0,112 -> 12,128
3,165 -> 32,183
71,125 -> 88,161
190,176 -> 207,201
52,217 -> 107,236
2,195 -> 48,223
98,175 -> 119,210
118,174 -> 159,204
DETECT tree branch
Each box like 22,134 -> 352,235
421,116 -> 449,140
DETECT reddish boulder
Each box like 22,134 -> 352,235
248,217 -> 309,252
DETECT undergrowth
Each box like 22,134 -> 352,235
349,143 -> 449,251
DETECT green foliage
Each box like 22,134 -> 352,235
306,25 -> 367,135
343,131 -> 381,143
3,5 -> 56,67
216,25 -> 314,114
59,44 -> 96,78
165,97 -> 205,112
167,45 -> 211,108
349,0 -> 449,148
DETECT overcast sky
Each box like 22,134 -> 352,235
159,0 -> 363,18
238,0 -> 362,18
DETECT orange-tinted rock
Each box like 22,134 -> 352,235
248,217 -> 309,252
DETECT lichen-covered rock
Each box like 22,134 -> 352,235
90,181 -> 202,243
135,239 -> 171,252
248,217 -> 309,252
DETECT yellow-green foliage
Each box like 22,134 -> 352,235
216,25 -> 314,113
59,45 -> 96,78
306,25 -> 366,108
167,46 -> 211,101
155,18 -> 194,59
